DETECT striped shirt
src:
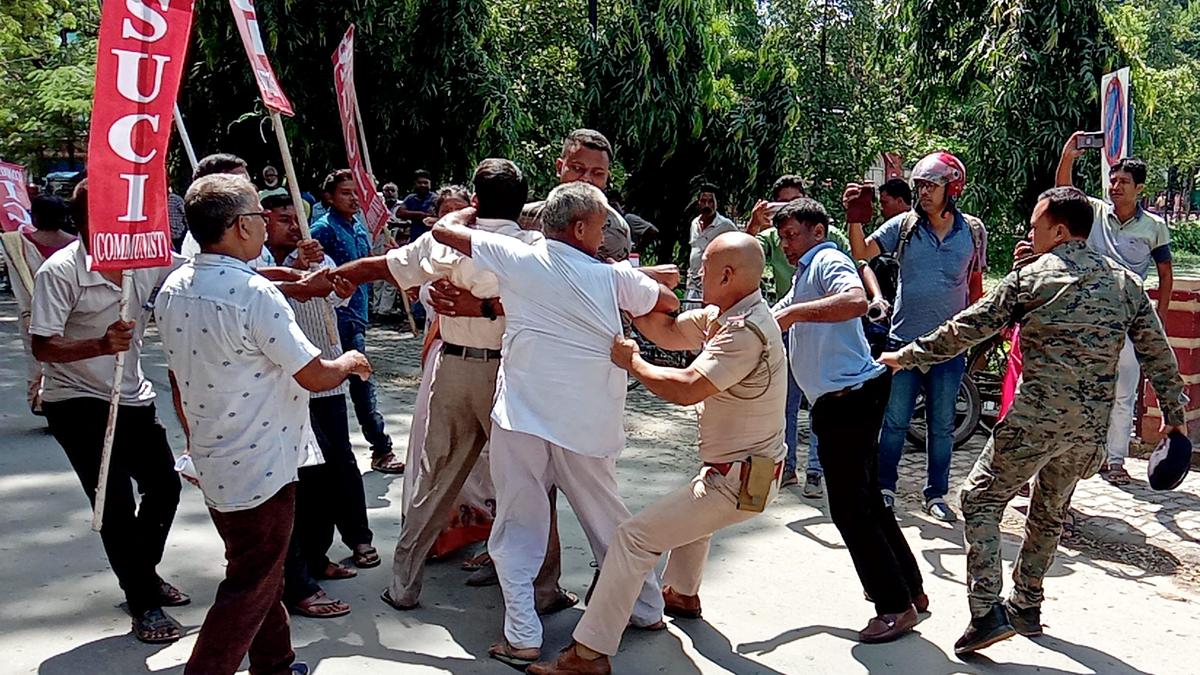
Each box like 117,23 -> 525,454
275,250 -> 349,398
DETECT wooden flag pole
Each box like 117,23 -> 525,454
270,110 -> 341,345
92,269 -> 134,532
173,104 -> 199,172
352,97 -> 418,336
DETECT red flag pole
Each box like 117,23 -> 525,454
92,270 -> 133,531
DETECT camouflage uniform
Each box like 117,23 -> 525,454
520,200 -> 632,262
895,239 -> 1186,617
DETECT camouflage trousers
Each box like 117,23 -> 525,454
960,423 -> 1105,617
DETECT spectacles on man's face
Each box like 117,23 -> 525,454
229,211 -> 268,227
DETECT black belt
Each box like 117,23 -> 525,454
442,342 -> 502,361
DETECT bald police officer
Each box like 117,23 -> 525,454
527,232 -> 785,675
881,187 -> 1187,654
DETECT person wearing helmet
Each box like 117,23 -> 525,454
845,151 -> 988,523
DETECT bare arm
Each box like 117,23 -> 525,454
859,264 -> 881,300
168,370 -> 189,439
1156,260 -> 1173,321
612,337 -> 718,406
430,207 -> 478,257
632,312 -> 703,351
775,287 -> 868,331
648,285 -> 681,315
333,256 -> 393,286
292,350 -> 372,393
1056,132 -> 1085,187
31,319 -> 132,363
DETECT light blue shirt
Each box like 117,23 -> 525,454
868,210 -> 983,343
777,242 -> 885,401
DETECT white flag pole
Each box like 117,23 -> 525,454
173,104 -> 199,172
92,269 -> 134,532
270,111 -> 341,345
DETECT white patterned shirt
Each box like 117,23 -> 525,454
154,253 -> 321,512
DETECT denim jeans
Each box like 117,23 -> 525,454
339,323 -> 392,456
877,349 -> 967,500
784,331 -> 822,477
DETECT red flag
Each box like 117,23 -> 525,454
229,0 -> 293,116
332,25 -> 389,236
86,0 -> 194,271
0,161 -> 32,232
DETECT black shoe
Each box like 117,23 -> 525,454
954,604 -> 1016,655
1004,600 -> 1043,636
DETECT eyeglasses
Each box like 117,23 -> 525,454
228,211 -> 268,227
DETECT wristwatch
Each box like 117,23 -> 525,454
481,298 -> 497,321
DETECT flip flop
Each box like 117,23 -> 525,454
536,588 -> 578,616
353,545 -> 381,569
370,453 -> 406,474
316,562 -> 358,580
132,608 -> 182,644
488,640 -> 540,670
157,580 -> 191,607
292,590 -> 351,618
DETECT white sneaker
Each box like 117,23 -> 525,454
925,498 -> 957,522
881,489 -> 896,510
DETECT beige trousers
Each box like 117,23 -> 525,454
573,464 -> 779,655
388,353 -> 498,605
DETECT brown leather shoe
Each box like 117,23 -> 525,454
858,606 -> 918,643
663,586 -> 702,619
527,643 -> 611,675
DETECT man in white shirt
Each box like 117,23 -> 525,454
30,180 -> 188,645
155,174 -> 370,675
263,193 -> 371,620
333,159 -> 544,610
685,184 -> 741,301
432,181 -> 678,667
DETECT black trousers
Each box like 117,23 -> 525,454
44,398 -> 181,616
811,373 -> 924,615
296,395 -> 372,571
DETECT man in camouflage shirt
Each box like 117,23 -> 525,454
881,187 -> 1186,655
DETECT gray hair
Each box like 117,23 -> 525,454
185,174 -> 258,247
541,182 -> 608,235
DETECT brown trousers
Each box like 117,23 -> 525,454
186,483 -> 296,675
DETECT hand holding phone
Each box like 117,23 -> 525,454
1075,132 -> 1104,150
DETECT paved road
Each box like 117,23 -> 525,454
2,300 -> 1198,674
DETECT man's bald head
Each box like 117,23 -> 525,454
701,232 -> 765,309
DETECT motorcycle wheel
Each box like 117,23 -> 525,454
905,377 -> 983,450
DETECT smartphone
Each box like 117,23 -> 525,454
845,184 -> 875,223
765,201 -> 789,217
1076,132 -> 1105,150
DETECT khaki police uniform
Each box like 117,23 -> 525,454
572,290 -> 786,656
895,240 -> 1186,617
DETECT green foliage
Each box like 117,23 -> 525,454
0,0 -> 97,171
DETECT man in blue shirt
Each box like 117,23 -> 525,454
396,169 -> 436,241
774,198 -> 924,644
311,169 -> 402,473
847,152 -> 987,523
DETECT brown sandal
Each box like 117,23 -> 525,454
292,590 -> 351,618
370,452 -> 406,474
316,561 -> 358,580
1103,465 -> 1132,486
157,580 -> 191,607
488,639 -> 540,669
352,545 -> 381,568
132,608 -> 182,644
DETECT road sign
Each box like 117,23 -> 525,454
1100,67 -> 1131,199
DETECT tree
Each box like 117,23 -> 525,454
0,1 -> 98,173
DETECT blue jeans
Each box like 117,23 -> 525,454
784,334 -> 822,477
339,324 -> 392,456
877,352 -> 966,500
